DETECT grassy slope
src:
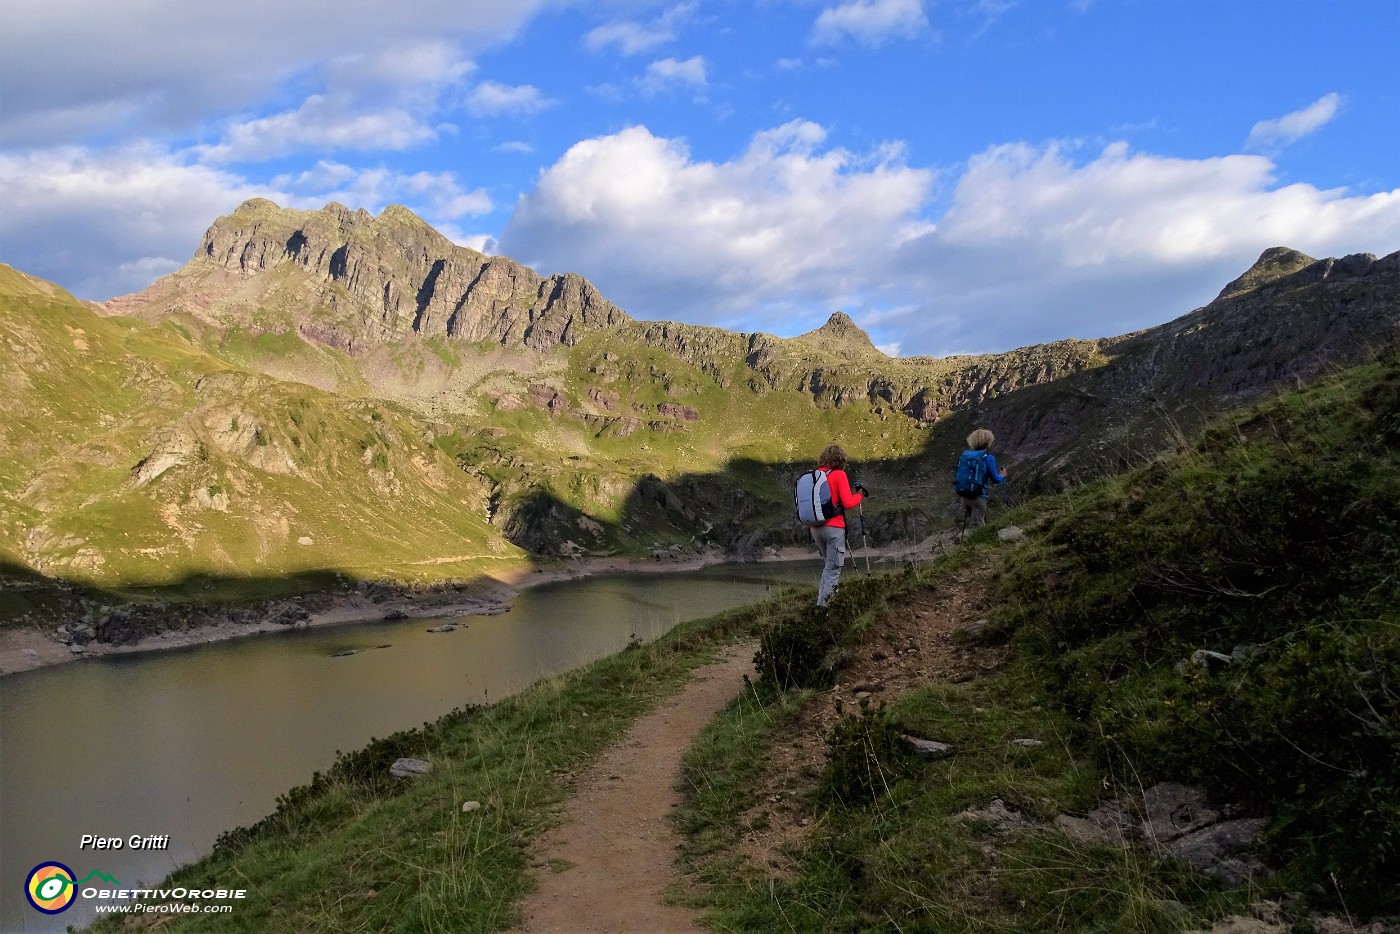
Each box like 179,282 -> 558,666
676,353 -> 1400,929
0,266 -> 521,608
4,256 -> 940,608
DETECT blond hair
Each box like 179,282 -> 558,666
817,444 -> 849,470
966,428 -> 994,451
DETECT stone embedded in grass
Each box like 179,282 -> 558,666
1230,643 -> 1265,662
390,757 -> 432,778
956,797 -> 1037,835
1054,806 -> 1131,847
997,526 -> 1026,542
1189,649 -> 1235,674
1162,818 -> 1268,884
462,800 -> 482,812
1140,782 -> 1219,842
1012,738 -> 1044,748
901,735 -> 955,759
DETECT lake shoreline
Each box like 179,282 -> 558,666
0,541 -> 921,677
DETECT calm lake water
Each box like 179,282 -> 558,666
0,560 -> 820,932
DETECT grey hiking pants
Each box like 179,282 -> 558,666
811,524 -> 847,607
959,494 -> 988,529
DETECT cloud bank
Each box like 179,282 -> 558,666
0,0 -> 549,146
502,125 -> 1400,355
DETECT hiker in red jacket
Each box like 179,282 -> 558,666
812,443 -> 865,607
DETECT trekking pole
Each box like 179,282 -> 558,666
858,502 -> 871,574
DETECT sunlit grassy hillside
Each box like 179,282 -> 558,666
0,265 -> 517,603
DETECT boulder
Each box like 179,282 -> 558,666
389,758 -> 432,778
901,736 -> 955,760
1141,782 -> 1220,842
1163,818 -> 1268,883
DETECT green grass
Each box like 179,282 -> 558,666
992,355 -> 1400,913
678,566 -> 1249,932
0,285 -> 530,608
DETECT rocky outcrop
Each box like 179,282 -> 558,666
1055,782 -> 1268,884
117,199 -> 631,355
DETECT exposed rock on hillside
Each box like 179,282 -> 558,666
107,199 -> 630,355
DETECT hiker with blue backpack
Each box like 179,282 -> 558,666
954,428 -> 1007,535
795,443 -> 867,607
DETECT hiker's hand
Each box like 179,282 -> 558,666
998,468 -> 1008,478
854,482 -> 870,496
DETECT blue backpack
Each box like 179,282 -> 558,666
795,469 -> 838,527
953,450 -> 989,498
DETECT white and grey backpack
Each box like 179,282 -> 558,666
794,469 -> 837,527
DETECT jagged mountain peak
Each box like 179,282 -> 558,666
220,199 -> 439,241
1215,246 -> 1317,301
108,197 -> 628,354
793,312 -> 883,358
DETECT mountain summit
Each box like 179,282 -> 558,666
107,198 -> 630,354
793,312 -> 883,359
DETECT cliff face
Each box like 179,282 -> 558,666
111,198 -> 630,355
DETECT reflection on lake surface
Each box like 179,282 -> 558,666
0,561 -> 819,932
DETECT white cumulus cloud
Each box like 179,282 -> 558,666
0,0 -> 552,146
810,0 -> 930,47
199,98 -> 439,163
500,121 -> 936,333
890,139 -> 1400,353
501,127 -> 1400,356
639,56 -> 709,95
273,161 -> 493,219
0,147 -> 496,300
1246,93 -> 1344,150
0,147 -> 273,298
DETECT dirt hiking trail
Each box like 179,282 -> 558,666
507,643 -> 757,934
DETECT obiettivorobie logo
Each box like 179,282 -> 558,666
24,860 -> 249,918
24,863 -> 120,914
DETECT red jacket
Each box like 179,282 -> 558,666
819,466 -> 863,529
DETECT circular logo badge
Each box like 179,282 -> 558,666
25,862 -> 77,914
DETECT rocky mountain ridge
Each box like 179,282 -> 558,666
108,200 -> 1122,423
3,199 -> 1395,593
106,198 -> 630,355
109,201 -> 1397,453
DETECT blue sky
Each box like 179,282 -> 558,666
1,0 -> 1396,356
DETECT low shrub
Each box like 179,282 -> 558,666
820,701 -> 919,808
754,603 -> 840,690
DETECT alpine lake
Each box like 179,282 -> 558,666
0,559 -> 821,932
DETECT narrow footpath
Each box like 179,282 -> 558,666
506,643 -> 757,934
